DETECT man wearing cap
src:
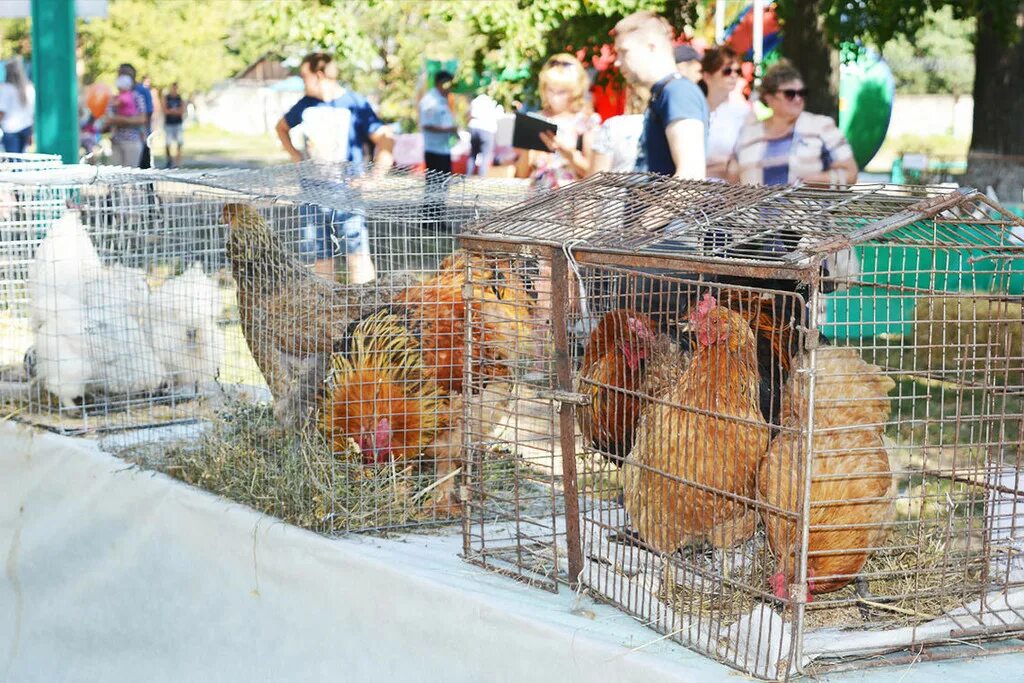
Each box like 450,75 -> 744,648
674,44 -> 703,83
614,11 -> 708,179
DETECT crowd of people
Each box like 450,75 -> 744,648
80,63 -> 188,168
508,10 -> 857,190
267,10 -> 859,281
400,10 -> 857,191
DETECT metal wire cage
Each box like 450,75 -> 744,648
0,161 -> 535,534
459,173 -> 1024,678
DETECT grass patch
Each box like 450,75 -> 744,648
126,399 -> 462,534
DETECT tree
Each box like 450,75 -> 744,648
881,8 -> 974,97
778,0 -> 1022,197
453,0 -> 699,107
965,1 -> 1024,199
775,0 -> 839,120
76,0 -> 247,93
235,0 -> 486,131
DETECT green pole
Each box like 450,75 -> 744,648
31,0 -> 78,163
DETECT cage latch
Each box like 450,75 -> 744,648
798,326 -> 821,351
540,390 -> 591,407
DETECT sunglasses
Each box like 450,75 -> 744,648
547,59 -> 576,69
775,88 -> 809,101
719,66 -> 740,76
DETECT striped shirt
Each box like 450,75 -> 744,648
733,111 -> 853,186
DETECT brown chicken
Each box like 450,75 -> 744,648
719,288 -> 805,430
386,250 -> 536,394
623,294 -> 770,552
321,251 -> 534,511
577,310 -> 682,465
222,203 -> 408,428
757,346 -> 895,601
322,307 -> 450,465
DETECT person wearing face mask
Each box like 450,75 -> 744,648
514,53 -> 600,189
700,46 -> 751,180
728,60 -> 858,187
275,52 -> 395,284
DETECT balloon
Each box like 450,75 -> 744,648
85,83 -> 111,119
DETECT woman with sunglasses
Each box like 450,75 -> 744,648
728,61 -> 858,187
514,53 -> 600,189
700,46 -> 750,180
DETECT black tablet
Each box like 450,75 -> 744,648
512,112 -> 559,152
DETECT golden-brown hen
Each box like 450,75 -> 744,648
623,293 -> 770,552
757,346 -> 895,600
386,250 -> 536,393
320,251 -> 534,511
322,307 -> 450,464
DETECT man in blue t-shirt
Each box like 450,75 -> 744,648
275,52 -> 394,284
614,12 -> 708,178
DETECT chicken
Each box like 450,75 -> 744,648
623,294 -> 770,552
718,288 -> 807,430
80,263 -> 166,396
28,211 -> 165,406
147,263 -> 224,392
320,251 -> 533,511
386,250 -> 536,394
576,309 -> 660,464
757,346 -> 895,601
322,307 -> 450,464
28,211 -> 102,407
222,203 -> 395,428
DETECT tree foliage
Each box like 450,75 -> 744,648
881,7 -> 975,96
76,0 -> 247,93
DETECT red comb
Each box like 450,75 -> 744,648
626,315 -> 655,340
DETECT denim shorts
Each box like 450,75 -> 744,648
297,178 -> 369,260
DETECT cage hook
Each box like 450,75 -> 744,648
563,239 -> 595,337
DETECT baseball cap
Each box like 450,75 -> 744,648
673,44 -> 701,64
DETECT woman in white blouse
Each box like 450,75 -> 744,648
700,46 -> 750,180
587,85 -> 648,174
0,59 -> 35,153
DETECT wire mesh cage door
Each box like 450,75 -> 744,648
567,259 -> 813,679
796,206 -> 1024,676
461,241 -> 578,592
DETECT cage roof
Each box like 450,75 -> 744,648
0,161 -> 535,219
461,173 -> 1024,266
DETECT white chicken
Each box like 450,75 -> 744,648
28,211 -> 102,407
81,263 -> 167,396
146,263 -> 223,393
28,210 -> 167,407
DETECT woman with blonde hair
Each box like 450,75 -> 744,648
0,58 -> 35,153
515,53 -> 600,188
728,60 -> 857,187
